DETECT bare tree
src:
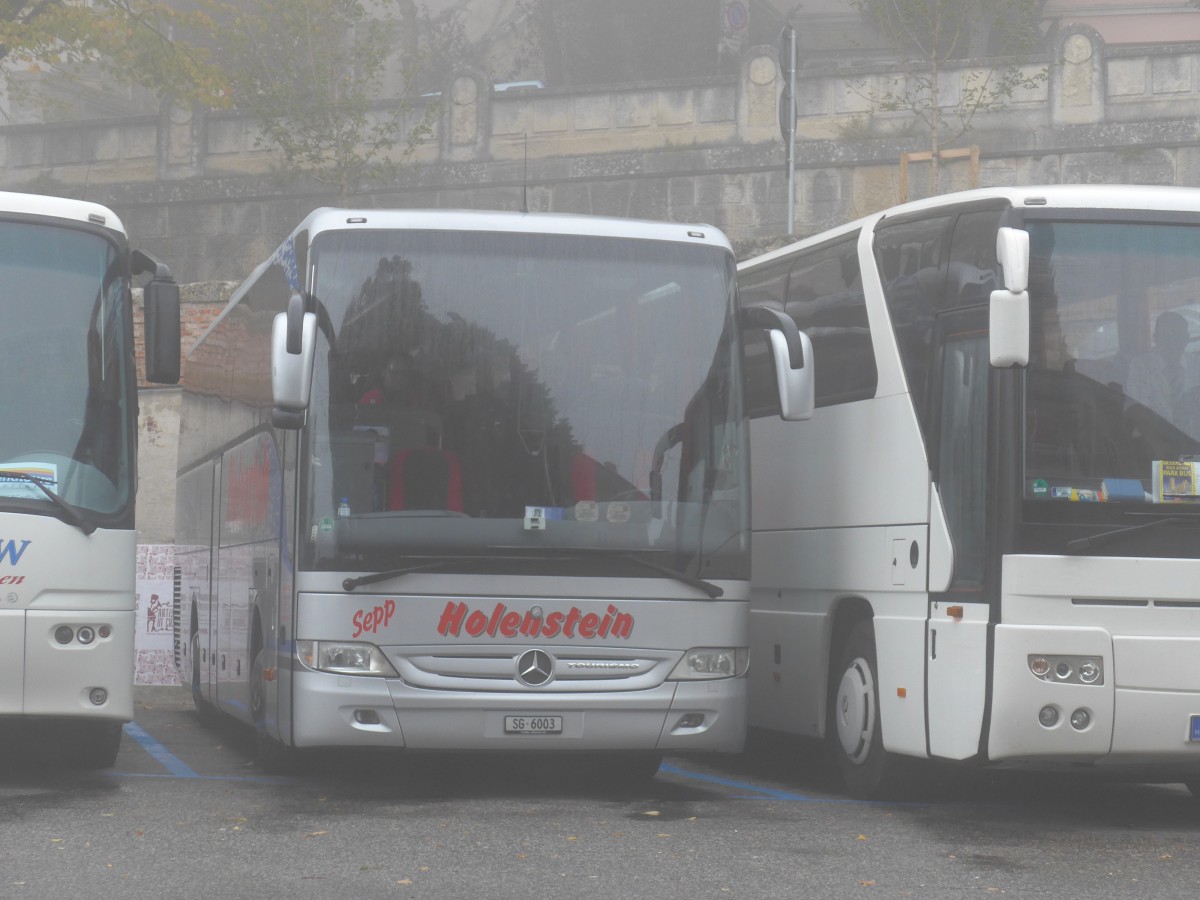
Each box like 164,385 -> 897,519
848,0 -> 1048,191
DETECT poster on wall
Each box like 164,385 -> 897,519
136,544 -> 180,686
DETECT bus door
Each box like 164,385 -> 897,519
925,309 -> 990,760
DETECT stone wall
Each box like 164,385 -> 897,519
9,28 -> 1200,283
52,25 -> 1200,543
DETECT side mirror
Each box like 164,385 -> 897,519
272,293 -> 317,429
741,306 -> 815,421
143,276 -> 181,385
996,227 -> 1029,293
990,227 -> 1030,368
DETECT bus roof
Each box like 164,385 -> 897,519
0,190 -> 125,235
739,183 -> 1200,271
293,208 -> 733,252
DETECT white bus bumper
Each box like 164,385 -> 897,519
290,668 -> 746,753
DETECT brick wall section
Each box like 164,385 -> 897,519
133,282 -> 233,389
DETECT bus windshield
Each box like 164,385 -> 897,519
1025,218 -> 1200,512
0,222 -> 131,517
300,228 -> 748,582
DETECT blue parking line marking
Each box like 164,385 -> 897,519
124,721 -> 199,778
659,762 -> 871,803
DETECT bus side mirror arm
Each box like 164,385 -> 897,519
741,306 -> 815,421
990,227 -> 1030,367
272,294 -> 318,430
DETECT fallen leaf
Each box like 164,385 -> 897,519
859,880 -> 876,886
857,835 -> 867,841
643,810 -> 661,817
396,879 -> 413,885
302,831 -> 331,839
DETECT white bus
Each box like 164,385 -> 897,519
739,184 -> 1200,799
0,190 -> 180,768
173,208 -> 810,774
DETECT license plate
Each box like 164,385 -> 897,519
1191,716 -> 1200,742
504,715 -> 563,735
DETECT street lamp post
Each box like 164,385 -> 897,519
778,24 -> 797,235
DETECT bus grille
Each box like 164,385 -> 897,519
386,648 -> 676,693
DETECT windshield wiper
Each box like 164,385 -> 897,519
342,550 -> 724,598
342,557 -> 486,591
552,548 -> 724,598
0,471 -> 97,535
1065,516 -> 1190,554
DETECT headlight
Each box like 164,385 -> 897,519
668,647 -> 749,680
1027,654 -> 1104,686
296,640 -> 398,677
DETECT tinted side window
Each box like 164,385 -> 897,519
785,235 -> 875,406
876,215 -> 953,436
738,259 -> 789,418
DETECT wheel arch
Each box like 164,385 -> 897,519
821,596 -> 874,739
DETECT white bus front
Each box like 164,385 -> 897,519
0,202 -> 178,768
269,219 -> 761,767
983,207 -> 1200,782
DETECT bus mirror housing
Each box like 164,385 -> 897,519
741,306 -> 815,421
990,227 -> 1030,368
272,293 -> 318,429
132,249 -> 182,385
143,276 -> 181,385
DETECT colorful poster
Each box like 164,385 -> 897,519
136,544 -> 180,686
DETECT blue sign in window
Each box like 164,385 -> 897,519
1191,716 -> 1200,742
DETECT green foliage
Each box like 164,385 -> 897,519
0,0 -> 227,112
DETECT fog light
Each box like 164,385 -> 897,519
677,713 -> 705,729
89,688 -> 107,706
353,709 -> 380,725
1029,656 -> 1050,677
76,626 -> 96,645
1070,708 -> 1091,731
1039,705 -> 1059,727
54,626 -> 74,645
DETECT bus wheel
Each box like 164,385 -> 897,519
64,721 -> 123,770
829,619 -> 896,799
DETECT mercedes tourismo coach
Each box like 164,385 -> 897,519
173,208 -> 811,774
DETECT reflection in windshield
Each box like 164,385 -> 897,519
300,229 -> 747,581
0,223 -> 130,515
1026,220 -> 1200,508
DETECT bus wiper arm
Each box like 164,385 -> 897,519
556,549 -> 724,599
1065,516 -> 1189,554
0,471 -> 96,535
343,558 -> 480,591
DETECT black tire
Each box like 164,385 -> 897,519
827,619 -> 898,799
63,720 -> 123,770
